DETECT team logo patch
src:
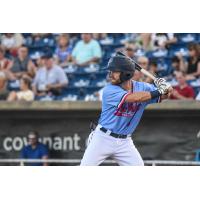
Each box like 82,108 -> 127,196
114,102 -> 141,117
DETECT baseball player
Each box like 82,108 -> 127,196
80,52 -> 172,166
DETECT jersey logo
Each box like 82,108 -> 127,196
114,102 -> 141,117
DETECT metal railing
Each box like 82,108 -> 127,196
0,159 -> 199,166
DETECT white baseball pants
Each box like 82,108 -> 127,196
80,126 -> 144,166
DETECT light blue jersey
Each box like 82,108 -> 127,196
98,81 -> 160,135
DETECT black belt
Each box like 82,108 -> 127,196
100,127 -> 128,139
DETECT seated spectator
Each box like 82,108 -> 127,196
170,71 -> 195,100
133,56 -> 149,82
72,33 -> 102,66
7,45 -> 36,80
178,43 -> 200,80
21,131 -> 48,166
171,56 -> 181,75
138,33 -> 152,51
7,76 -> 34,101
145,60 -> 159,83
0,46 -> 11,71
1,33 -> 24,57
151,33 -> 177,50
32,52 -> 68,97
149,60 -> 158,74
35,56 -> 45,69
0,71 -> 9,100
124,42 -> 136,59
55,34 -> 73,67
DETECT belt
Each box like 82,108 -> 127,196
100,127 -> 128,139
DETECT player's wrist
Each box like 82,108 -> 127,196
150,90 -> 162,99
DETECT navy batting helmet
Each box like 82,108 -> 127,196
107,52 -> 135,82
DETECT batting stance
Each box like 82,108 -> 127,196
80,53 -> 172,166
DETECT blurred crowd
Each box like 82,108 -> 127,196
0,33 -> 199,101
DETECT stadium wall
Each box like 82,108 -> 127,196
0,101 -> 199,161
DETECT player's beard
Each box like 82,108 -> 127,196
108,73 -> 121,85
110,79 -> 121,85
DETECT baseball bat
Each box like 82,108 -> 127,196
117,51 -> 156,81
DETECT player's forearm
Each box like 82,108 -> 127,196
125,92 -> 153,102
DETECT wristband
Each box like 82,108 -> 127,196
150,90 -> 161,99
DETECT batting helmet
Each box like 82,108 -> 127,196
107,52 -> 135,82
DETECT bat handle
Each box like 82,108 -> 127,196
140,69 -> 156,81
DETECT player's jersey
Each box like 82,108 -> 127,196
98,81 -> 160,135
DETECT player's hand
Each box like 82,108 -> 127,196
154,78 -> 167,88
157,82 -> 172,95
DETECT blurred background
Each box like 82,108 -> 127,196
0,33 -> 200,166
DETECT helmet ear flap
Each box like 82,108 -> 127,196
120,71 -> 134,82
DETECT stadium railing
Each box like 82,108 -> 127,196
0,159 -> 199,166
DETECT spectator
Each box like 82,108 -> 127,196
32,52 -> 68,98
0,71 -> 9,100
178,43 -> 200,80
0,46 -> 11,71
1,33 -> 24,57
170,71 -> 195,100
171,56 -> 181,75
139,33 -> 152,51
133,56 -> 149,82
7,76 -> 34,101
149,60 -> 158,75
124,42 -> 136,59
145,60 -> 159,83
72,33 -> 102,66
7,45 -> 36,80
55,34 -> 73,67
35,56 -> 45,69
21,131 -> 48,166
151,33 -> 177,50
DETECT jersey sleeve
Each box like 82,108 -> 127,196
103,85 -> 131,108
143,82 -> 161,105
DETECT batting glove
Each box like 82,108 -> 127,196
154,78 -> 167,88
157,82 -> 172,95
